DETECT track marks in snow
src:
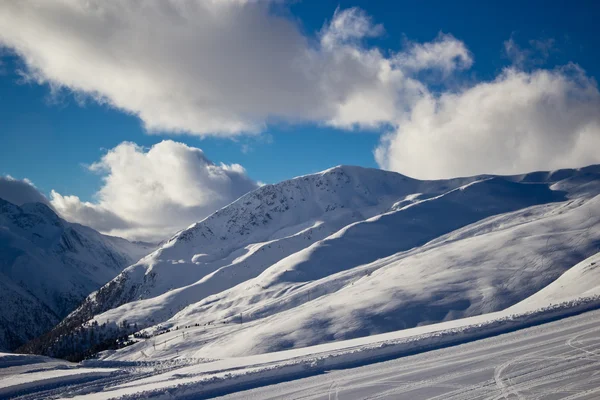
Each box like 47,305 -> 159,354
7,309 -> 600,399
565,327 -> 600,359
215,310 -> 600,400
489,325 -> 600,400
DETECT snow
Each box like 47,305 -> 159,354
215,309 -> 600,400
0,166 -> 600,399
96,187 -> 599,361
510,252 -> 600,310
0,352 -> 117,398
4,299 -> 600,399
60,168 -> 486,334
0,367 -> 117,398
0,352 -> 68,369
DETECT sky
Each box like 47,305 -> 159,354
0,0 -> 599,241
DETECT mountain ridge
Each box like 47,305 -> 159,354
20,164 -> 600,360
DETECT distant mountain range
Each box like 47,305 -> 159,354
0,198 -> 156,350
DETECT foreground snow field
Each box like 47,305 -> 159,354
3,299 -> 600,399
217,308 -> 600,400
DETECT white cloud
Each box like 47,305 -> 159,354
50,141 -> 258,241
503,37 -> 529,68
393,33 -> 473,75
1,2 -> 598,181
0,176 -> 51,206
320,7 -> 384,49
375,65 -> 600,179
0,2 -> 468,135
316,18 -> 473,130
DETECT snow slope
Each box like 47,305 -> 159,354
91,176 -> 563,331
0,198 -> 156,350
510,251 -> 600,310
0,352 -> 117,398
104,191 -> 599,361
31,165 -> 600,361
50,168 -> 480,332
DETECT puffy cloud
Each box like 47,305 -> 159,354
317,20 -> 473,130
393,33 -> 473,75
320,7 -> 384,49
0,176 -> 50,206
375,65 -> 600,179
1,2 -> 598,180
1,145 -> 256,242
0,2 -> 468,135
50,141 -> 258,241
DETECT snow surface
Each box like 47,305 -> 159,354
0,198 -> 156,350
0,367 -> 116,398
215,308 -> 600,400
69,166 -> 484,324
3,298 -> 600,399
510,252 -> 600,310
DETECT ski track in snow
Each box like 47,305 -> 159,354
214,310 -> 600,400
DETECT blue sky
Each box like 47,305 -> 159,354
0,1 -> 599,240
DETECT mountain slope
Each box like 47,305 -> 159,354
59,167 -> 483,329
0,198 -> 156,350
91,176 -> 564,331
27,165 -> 600,360
165,193 -> 599,358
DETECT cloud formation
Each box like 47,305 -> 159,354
0,1 -> 468,135
50,141 -> 258,241
503,36 -> 556,69
0,2 -> 599,179
375,66 -> 600,179
0,176 -> 51,206
393,33 -> 473,75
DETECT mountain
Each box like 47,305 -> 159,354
0,198 -> 156,350
23,164 -> 600,361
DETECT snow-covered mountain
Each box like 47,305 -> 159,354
63,167 -> 484,322
0,198 -> 156,351
26,165 -> 600,361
